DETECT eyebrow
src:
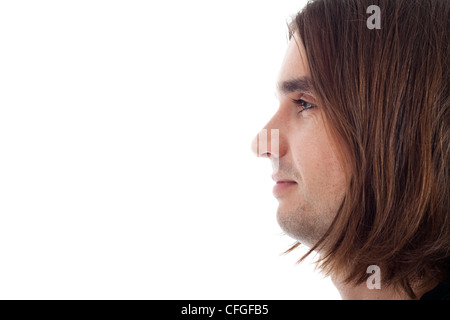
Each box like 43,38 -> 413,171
277,77 -> 314,95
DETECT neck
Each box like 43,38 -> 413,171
333,280 -> 411,300
331,275 -> 435,300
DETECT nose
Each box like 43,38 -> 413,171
251,107 -> 289,175
251,128 -> 280,159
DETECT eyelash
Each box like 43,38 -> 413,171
292,98 -> 316,113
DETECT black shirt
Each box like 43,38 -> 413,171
420,277 -> 450,300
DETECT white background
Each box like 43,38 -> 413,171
0,0 -> 340,299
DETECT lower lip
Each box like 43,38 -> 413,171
273,181 -> 297,195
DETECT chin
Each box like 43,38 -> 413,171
276,205 -> 302,237
276,203 -> 325,249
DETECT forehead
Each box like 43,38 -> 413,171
277,35 -> 311,86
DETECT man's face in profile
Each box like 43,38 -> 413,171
252,35 -> 349,249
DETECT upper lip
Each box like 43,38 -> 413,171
272,174 -> 296,183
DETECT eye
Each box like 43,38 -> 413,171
292,98 -> 316,113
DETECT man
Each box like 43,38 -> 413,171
252,0 -> 449,299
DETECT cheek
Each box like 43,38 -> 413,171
291,121 -> 345,192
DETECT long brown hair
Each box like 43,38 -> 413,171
287,0 -> 449,298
